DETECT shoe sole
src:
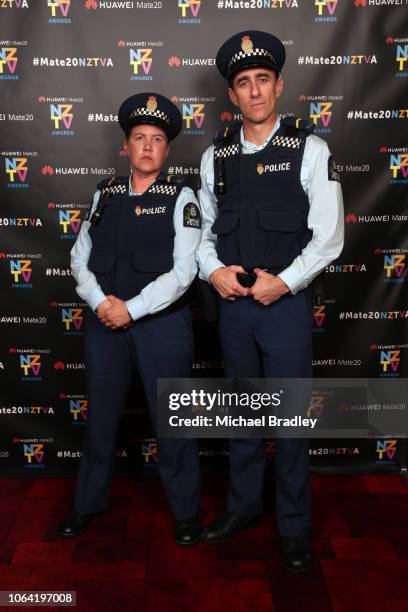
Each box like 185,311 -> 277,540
201,515 -> 262,544
175,536 -> 201,547
57,529 -> 87,538
284,563 -> 312,574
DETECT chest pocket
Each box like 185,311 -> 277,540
211,210 -> 240,266
256,209 -> 302,267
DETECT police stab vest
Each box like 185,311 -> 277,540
88,174 -> 183,304
212,117 -> 314,271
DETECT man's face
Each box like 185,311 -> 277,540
124,124 -> 169,174
228,67 -> 283,125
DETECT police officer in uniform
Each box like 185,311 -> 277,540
197,32 -> 344,571
58,93 -> 202,546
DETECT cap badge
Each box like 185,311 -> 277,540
147,96 -> 157,112
241,35 -> 253,54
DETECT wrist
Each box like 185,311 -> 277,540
209,266 -> 224,286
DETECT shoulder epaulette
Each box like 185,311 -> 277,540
214,121 -> 241,145
97,175 -> 128,198
161,174 -> 185,187
147,174 -> 184,196
281,116 -> 315,137
97,175 -> 128,191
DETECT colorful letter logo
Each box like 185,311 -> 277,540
307,395 -> 324,418
62,308 -> 84,330
50,104 -> 73,129
380,350 -> 400,373
23,443 -> 44,464
59,210 -> 81,233
383,255 -> 405,278
178,0 -> 201,17
129,48 -> 152,75
389,154 -> 408,179
5,157 -> 27,182
310,102 -> 332,127
182,103 -> 205,129
396,44 -> 408,71
376,439 -> 397,461
141,440 -> 158,463
315,0 -> 337,15
10,259 -> 32,282
0,47 -> 17,73
69,399 -> 88,421
313,305 -> 326,328
20,354 -> 41,376
48,0 -> 71,17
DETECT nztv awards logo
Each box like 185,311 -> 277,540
313,299 -> 335,332
0,46 -> 18,80
58,209 -> 81,238
8,257 -> 32,288
141,438 -> 158,464
385,36 -> 408,78
299,95 -> 343,135
3,154 -> 30,188
12,437 -> 52,469
12,347 -> 50,381
3,251 -> 41,288
314,0 -> 338,22
69,399 -> 88,423
374,247 -> 407,283
50,301 -> 85,335
306,392 -> 326,418
173,95 -> 215,136
118,40 -> 162,81
47,0 -> 71,24
380,145 -> 408,184
178,0 -> 202,24
376,439 -> 397,465
370,343 -> 407,378
38,96 -> 83,136
59,393 -> 88,424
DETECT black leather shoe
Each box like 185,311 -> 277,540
175,517 -> 201,546
201,511 -> 261,544
280,536 -> 312,573
58,510 -> 93,538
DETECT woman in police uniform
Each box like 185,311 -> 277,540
58,93 -> 202,546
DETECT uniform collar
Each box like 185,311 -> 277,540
128,172 -> 164,196
240,116 -> 281,153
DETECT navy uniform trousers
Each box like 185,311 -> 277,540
74,305 -> 200,522
218,288 -> 313,537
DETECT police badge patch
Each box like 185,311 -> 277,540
183,202 -> 201,229
328,155 -> 341,182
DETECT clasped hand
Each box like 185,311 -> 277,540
209,266 -> 289,305
96,295 -> 132,329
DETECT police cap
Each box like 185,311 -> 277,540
216,30 -> 286,81
118,92 -> 182,140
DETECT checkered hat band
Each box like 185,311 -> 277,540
271,135 -> 302,149
128,107 -> 170,125
214,144 -> 240,158
228,48 -> 276,71
102,184 -> 127,197
148,184 -> 177,195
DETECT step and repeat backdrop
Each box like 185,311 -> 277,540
0,0 -> 407,476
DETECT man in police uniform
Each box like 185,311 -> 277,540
197,32 -> 344,572
58,93 -> 202,546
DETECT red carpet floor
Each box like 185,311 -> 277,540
0,473 -> 407,611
